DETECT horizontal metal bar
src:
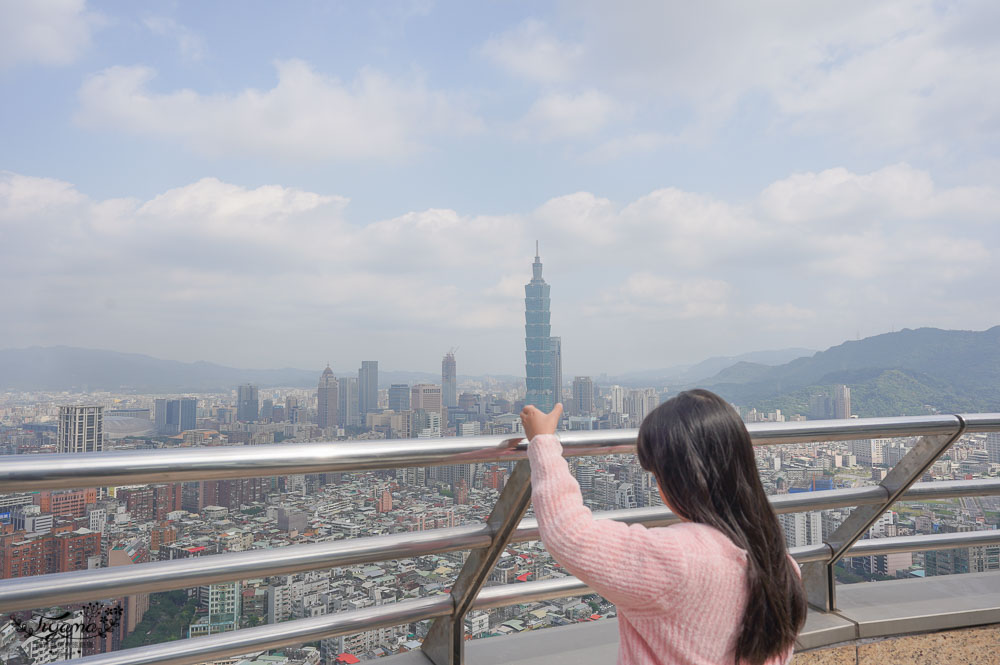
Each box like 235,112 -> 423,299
6,478 -> 998,614
903,478 -> 1000,501
770,486 -> 888,514
67,595 -> 452,665
745,415 -> 964,445
511,506 -> 682,543
481,529 -> 998,610
3,414 -> 998,492
474,577 -> 590,610
846,530 -> 1000,557
959,413 -> 1000,433
53,529 -> 1000,665
791,543 -> 835,564
0,525 -> 490,614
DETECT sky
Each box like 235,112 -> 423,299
1,0 -> 999,377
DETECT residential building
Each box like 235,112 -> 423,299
58,405 -> 104,454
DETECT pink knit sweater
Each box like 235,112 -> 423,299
527,434 -> 795,665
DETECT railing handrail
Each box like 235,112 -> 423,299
53,525 -> 1000,665
1,477 -> 997,614
3,412 -> 1000,665
1,413 -> 997,492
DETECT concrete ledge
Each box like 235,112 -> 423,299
383,572 -> 1000,664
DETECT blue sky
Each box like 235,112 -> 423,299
2,1 -> 999,376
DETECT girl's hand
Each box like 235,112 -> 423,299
520,403 -> 563,440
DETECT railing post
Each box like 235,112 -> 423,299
422,459 -> 534,665
802,417 -> 967,611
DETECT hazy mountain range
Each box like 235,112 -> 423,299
0,347 -> 518,393
697,326 -> 1000,416
1,326 -> 998,417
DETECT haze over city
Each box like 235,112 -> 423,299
3,1 -> 1000,375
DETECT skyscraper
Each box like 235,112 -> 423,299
237,384 -> 259,423
156,398 -> 198,434
524,243 -> 558,412
58,405 -> 104,454
833,384 -> 851,419
442,352 -> 457,409
358,361 -> 379,419
572,376 -> 594,416
550,336 -> 562,407
411,384 -> 443,413
338,377 -> 360,428
388,384 -> 411,412
317,366 -> 339,429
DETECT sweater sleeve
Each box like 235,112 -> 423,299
526,433 -> 689,610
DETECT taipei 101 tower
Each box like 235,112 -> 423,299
524,243 -> 561,412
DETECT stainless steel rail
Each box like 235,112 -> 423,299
3,414 -> 997,492
1,413 -> 998,665
66,595 -> 453,665
48,528 -> 1000,665
4,478 -> 997,614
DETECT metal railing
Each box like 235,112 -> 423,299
1,413 -> 999,665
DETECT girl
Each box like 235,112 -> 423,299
521,389 -> 805,665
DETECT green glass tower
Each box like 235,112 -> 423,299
524,243 -> 558,411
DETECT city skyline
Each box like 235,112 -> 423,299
2,3 -> 999,375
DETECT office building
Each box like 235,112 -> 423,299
442,352 -> 457,408
524,243 -> 559,412
58,405 -> 104,454
338,377 -> 360,428
317,366 -> 339,429
572,376 -> 595,416
411,384 -> 443,414
237,384 -> 259,423
389,384 -> 411,412
987,432 -> 1000,464
550,337 -> 562,407
155,398 -> 197,435
359,361 -> 379,419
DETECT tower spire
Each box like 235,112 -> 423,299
535,240 -> 539,258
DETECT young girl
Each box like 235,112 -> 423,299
521,389 -> 805,665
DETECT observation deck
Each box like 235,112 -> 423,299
1,413 -> 999,665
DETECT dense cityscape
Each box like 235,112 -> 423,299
1,251 -> 998,665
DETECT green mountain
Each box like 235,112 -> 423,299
699,326 -> 1000,416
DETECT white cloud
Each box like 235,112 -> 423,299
0,0 -> 100,68
489,2 -> 1000,155
143,16 -> 205,61
75,60 -> 484,161
2,164 -> 997,372
598,273 -> 732,320
480,19 -> 582,84
521,90 -> 622,139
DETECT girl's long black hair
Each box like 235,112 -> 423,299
637,389 -> 806,665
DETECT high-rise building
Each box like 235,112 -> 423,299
550,337 -> 562,407
442,352 -> 457,408
237,384 -> 259,423
338,377 -> 360,428
58,405 -> 104,454
572,376 -> 594,416
317,366 -> 339,429
779,512 -> 824,548
987,432 -> 1000,464
833,384 -> 851,419
358,361 -> 379,419
411,384 -> 443,413
524,244 -> 559,412
388,384 -> 411,412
